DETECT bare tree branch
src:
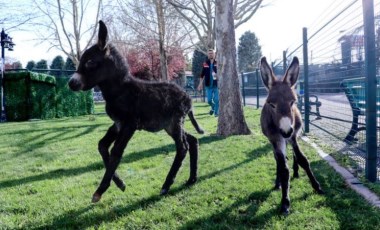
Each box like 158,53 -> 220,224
167,0 -> 265,51
30,0 -> 103,66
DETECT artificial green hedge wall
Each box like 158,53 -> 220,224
3,71 -> 94,121
55,77 -> 94,118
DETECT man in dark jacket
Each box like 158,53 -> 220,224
197,49 -> 219,116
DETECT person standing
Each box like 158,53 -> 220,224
197,49 -> 219,117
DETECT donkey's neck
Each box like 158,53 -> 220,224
98,73 -> 129,102
98,46 -> 131,101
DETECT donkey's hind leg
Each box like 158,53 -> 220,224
292,154 -> 299,178
185,132 -> 198,186
161,122 -> 189,195
290,137 -> 324,194
98,123 -> 126,191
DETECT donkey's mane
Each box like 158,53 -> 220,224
106,44 -> 130,79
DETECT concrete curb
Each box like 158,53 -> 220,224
301,136 -> 380,209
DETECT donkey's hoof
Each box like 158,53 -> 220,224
160,188 -> 169,195
185,177 -> 197,186
280,206 -> 290,215
92,193 -> 102,203
293,173 -> 299,178
118,183 -> 126,192
317,189 -> 325,195
273,184 -> 281,190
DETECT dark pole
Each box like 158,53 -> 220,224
255,68 -> 259,109
283,50 -> 287,74
1,29 -> 5,122
362,0 -> 377,182
241,72 -> 246,106
303,27 -> 310,133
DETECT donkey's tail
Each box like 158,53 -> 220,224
188,110 -> 204,134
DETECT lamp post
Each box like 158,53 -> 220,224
1,28 -> 15,122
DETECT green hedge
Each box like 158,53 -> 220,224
55,77 -> 94,118
4,72 -> 31,121
3,71 -> 94,121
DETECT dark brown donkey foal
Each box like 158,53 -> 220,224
69,21 -> 204,203
259,56 -> 324,214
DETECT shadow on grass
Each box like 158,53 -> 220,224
0,134 -> 226,190
3,124 -> 103,159
178,189 -> 277,230
307,160 -> 380,229
32,144 -> 272,229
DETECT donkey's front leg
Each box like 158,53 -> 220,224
290,137 -> 324,194
274,158 -> 281,190
98,123 -> 126,191
273,139 -> 290,214
92,126 -> 136,203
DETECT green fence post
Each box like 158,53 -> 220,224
362,0 -> 377,182
241,72 -> 246,106
283,50 -> 287,74
303,27 -> 310,133
256,69 -> 259,109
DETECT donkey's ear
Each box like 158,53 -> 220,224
259,56 -> 276,90
98,20 -> 108,50
283,57 -> 300,87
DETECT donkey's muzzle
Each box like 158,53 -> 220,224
68,74 -> 83,91
280,127 -> 293,138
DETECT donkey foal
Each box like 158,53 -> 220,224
259,56 -> 324,214
69,20 -> 204,203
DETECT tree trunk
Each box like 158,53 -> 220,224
154,0 -> 169,81
215,0 -> 251,136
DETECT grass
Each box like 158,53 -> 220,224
1,102 -> 380,229
306,133 -> 380,197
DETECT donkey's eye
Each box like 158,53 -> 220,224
290,100 -> 296,106
268,102 -> 276,108
85,60 -> 97,69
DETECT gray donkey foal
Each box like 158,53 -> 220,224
259,56 -> 324,214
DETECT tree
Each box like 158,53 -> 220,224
4,61 -> 22,70
153,0 -> 169,81
117,0 -> 193,81
50,55 -> 65,76
32,0 -> 103,67
238,31 -> 262,72
0,0 -> 38,31
215,0 -> 251,136
13,61 -> 23,69
64,57 -> 76,71
26,61 -> 36,70
50,55 -> 65,69
125,39 -> 186,81
168,0 -> 264,53
192,48 -> 207,88
35,59 -> 48,73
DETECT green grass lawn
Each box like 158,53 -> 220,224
1,103 -> 380,229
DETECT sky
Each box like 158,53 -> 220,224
235,0 -> 335,63
4,0 -> 337,67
